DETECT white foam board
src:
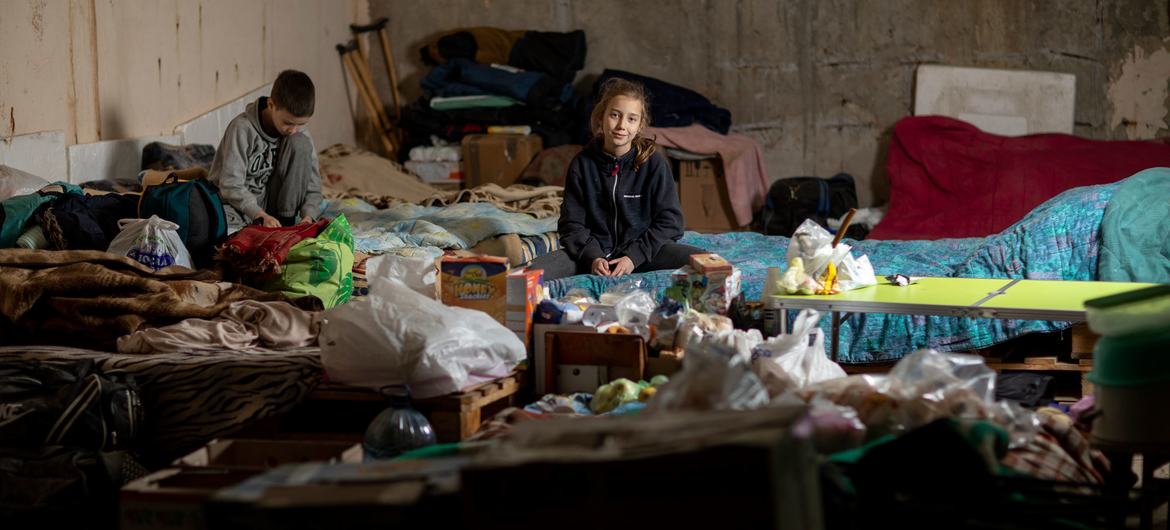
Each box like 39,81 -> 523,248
67,135 -> 180,184
914,65 -> 1076,135
0,131 -> 67,182
174,83 -> 272,146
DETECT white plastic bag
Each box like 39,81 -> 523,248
0,165 -> 49,201
649,327 -> 770,413
786,219 -> 851,278
365,247 -> 442,299
107,216 -> 193,270
614,290 -> 656,326
319,277 -> 526,399
754,309 -> 846,387
837,253 -> 877,292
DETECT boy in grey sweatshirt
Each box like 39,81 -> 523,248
208,69 -> 323,231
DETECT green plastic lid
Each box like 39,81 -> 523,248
1088,326 -> 1170,387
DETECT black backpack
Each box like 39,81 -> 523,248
760,173 -> 865,239
0,360 -> 142,451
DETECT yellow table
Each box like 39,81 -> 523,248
765,277 -> 1158,360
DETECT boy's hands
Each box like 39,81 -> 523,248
298,216 -> 314,225
607,256 -> 635,277
255,212 -> 282,228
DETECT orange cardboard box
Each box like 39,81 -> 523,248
506,268 -> 544,347
438,254 -> 510,324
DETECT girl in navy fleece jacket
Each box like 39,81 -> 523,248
529,78 -> 705,281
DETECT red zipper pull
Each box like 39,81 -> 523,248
611,163 -> 620,178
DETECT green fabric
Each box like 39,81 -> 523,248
260,214 -> 355,308
0,182 -> 80,248
1099,167 -> 1170,282
429,95 -> 520,110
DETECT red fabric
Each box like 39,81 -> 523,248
868,116 -> 1170,240
219,220 -> 329,277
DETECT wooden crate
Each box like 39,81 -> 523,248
242,372 -> 523,444
413,374 -> 522,442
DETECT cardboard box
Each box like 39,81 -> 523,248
205,459 -> 466,530
506,268 -> 544,348
461,405 -> 820,530
689,252 -> 733,275
461,134 -> 542,187
405,160 -> 463,185
668,265 -> 742,315
121,467 -> 259,530
438,254 -> 510,324
676,157 -> 740,232
175,439 -> 363,471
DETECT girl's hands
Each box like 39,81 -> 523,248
592,257 -> 611,276
607,256 -> 635,277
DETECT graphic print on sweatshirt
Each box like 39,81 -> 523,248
245,140 -> 277,196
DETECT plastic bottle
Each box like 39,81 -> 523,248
15,225 -> 48,249
362,385 -> 437,461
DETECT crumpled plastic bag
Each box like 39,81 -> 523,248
673,310 -> 735,352
790,396 -> 868,453
319,277 -> 526,399
590,378 -> 642,414
107,216 -> 193,270
615,290 -> 655,327
365,247 -> 443,299
752,309 -> 846,388
837,253 -> 877,292
0,165 -> 49,201
776,257 -> 824,295
787,219 -> 852,279
795,349 -> 1040,448
648,327 -> 770,412
599,279 -> 645,305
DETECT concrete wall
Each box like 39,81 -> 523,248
369,0 -> 1170,207
1,0 -> 367,154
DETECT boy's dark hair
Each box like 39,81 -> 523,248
271,70 -> 315,117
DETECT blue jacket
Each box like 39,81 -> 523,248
559,143 -> 684,268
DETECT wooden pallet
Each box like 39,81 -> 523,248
304,372 -> 523,443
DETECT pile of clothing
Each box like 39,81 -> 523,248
400,27 -> 589,158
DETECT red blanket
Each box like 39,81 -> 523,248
219,220 -> 329,277
868,116 -> 1170,240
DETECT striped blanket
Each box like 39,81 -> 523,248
0,345 -> 322,466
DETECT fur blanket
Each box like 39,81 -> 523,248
0,249 -> 285,349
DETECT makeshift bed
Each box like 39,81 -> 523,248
0,345 -> 322,466
547,169 -> 1170,363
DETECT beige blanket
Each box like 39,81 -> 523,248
319,143 -> 439,202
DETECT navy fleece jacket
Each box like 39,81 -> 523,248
558,143 -> 684,268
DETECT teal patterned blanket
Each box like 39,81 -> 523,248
322,199 -> 559,254
547,182 -> 1120,363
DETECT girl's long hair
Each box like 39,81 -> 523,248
590,78 -> 656,170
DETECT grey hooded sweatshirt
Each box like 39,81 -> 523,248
207,97 -> 322,225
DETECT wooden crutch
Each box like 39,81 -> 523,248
337,40 -> 397,158
349,17 -> 403,120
